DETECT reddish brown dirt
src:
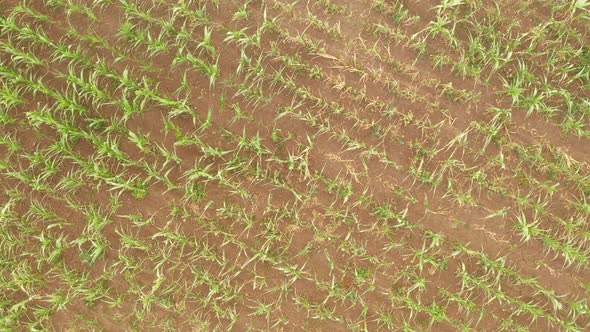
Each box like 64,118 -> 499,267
1,0 -> 589,331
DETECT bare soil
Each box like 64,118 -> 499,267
1,0 -> 589,331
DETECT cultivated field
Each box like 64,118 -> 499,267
1,0 -> 590,331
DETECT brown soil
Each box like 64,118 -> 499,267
1,0 -> 589,331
